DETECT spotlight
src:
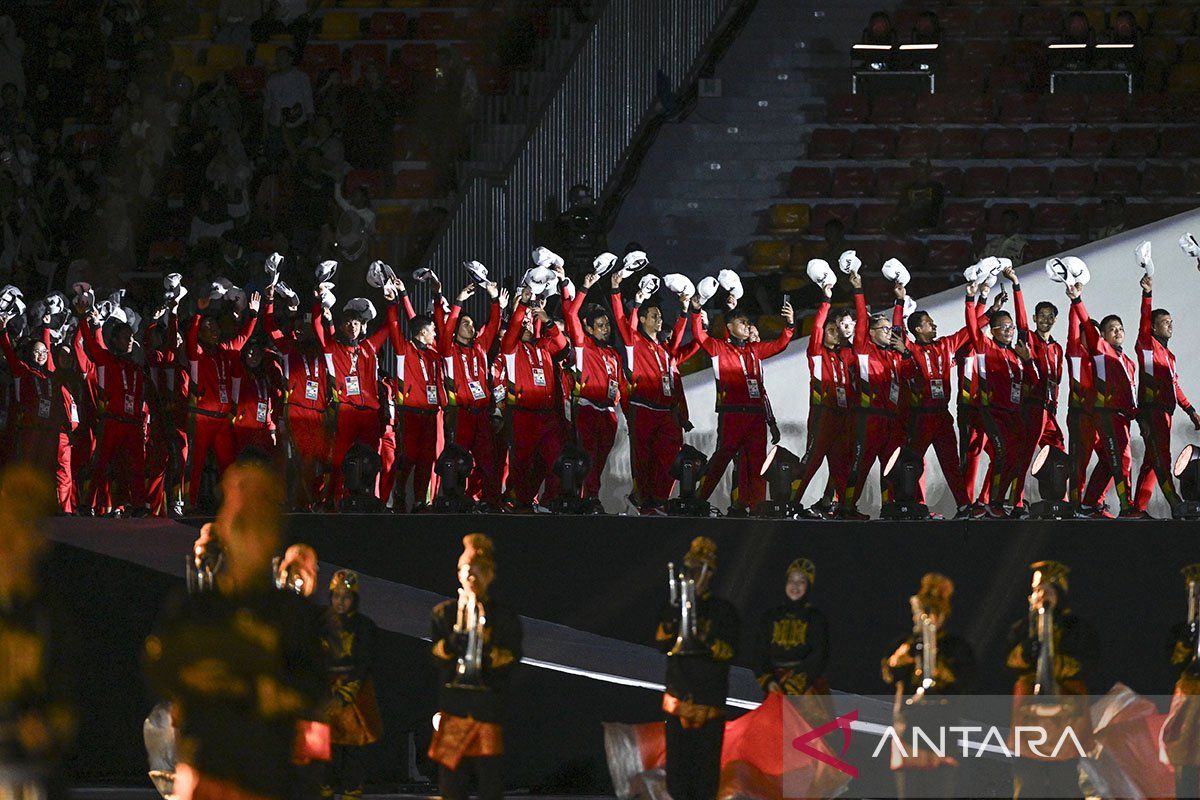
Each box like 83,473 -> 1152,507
667,444 -> 712,517
1174,445 -> 1200,520
433,443 -> 475,513
340,442 -> 384,513
1030,445 -> 1073,519
756,445 -> 801,518
547,444 -> 592,514
881,447 -> 929,520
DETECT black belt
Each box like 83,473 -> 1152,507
189,407 -> 231,420
911,405 -> 951,415
401,406 -> 439,416
716,404 -> 765,415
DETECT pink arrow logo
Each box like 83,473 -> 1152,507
791,709 -> 858,778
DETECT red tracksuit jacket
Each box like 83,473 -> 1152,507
0,327 -> 73,431
849,289 -> 904,412
1066,302 -> 1097,410
233,362 -> 284,433
610,292 -> 688,414
808,301 -> 853,410
501,302 -> 569,411
954,299 -> 988,407
146,316 -> 189,425
1136,291 -> 1194,414
563,287 -> 624,409
440,300 -> 501,411
690,311 -> 793,412
1073,298 -> 1136,414
313,301 -> 397,412
187,313 -> 257,415
83,322 -> 148,424
966,298 -> 1035,412
1013,285 -> 1064,410
902,301 -> 989,410
263,303 -> 329,413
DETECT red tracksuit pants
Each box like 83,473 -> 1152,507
957,404 -> 986,504
1084,409 -> 1134,509
287,405 -> 331,508
90,418 -> 147,510
907,407 -> 970,508
699,410 -> 768,510
977,406 -> 1027,505
1135,408 -> 1182,511
17,426 -> 72,511
147,419 -> 188,515
793,405 -> 850,504
331,405 -> 383,501
576,404 -> 617,499
393,409 -> 442,509
449,407 -> 501,506
379,425 -> 397,502
628,404 -> 682,506
844,410 -> 904,511
189,413 -> 237,506
507,407 -> 565,506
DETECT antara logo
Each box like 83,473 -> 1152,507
791,710 -> 858,778
870,725 -> 1087,760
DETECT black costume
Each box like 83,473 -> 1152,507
754,598 -> 829,695
322,604 -> 381,799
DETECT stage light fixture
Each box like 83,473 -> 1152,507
340,442 -> 384,513
756,445 -> 801,518
667,444 -> 712,517
547,444 -> 592,514
1174,444 -> 1200,520
432,443 -> 475,513
881,447 -> 929,520
1030,445 -> 1073,519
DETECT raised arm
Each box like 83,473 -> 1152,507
226,295 -> 261,352
370,302 -> 399,351
612,290 -> 635,345
753,314 -> 794,360
478,299 -> 502,353
264,300 -> 292,353
41,327 -> 57,373
853,288 -> 869,349
808,301 -> 829,357
1139,278 -> 1153,344
689,301 -> 716,355
1010,275 -> 1030,334
966,285 -> 986,350
186,313 -> 204,361
501,301 -> 527,355
1073,297 -> 1100,354
562,290 -> 584,348
82,320 -> 118,369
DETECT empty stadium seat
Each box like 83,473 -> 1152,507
1069,129 -> 1113,158
940,202 -> 986,234
855,204 -> 896,235
1026,127 -> 1070,158
939,7 -> 977,36
1167,63 -> 1200,94
416,11 -> 459,39
349,43 -> 389,70
808,204 -> 856,235
850,129 -> 896,159
766,204 -> 810,234
807,129 -> 851,160
788,167 -> 832,197
982,128 -> 1027,159
826,94 -> 868,124
319,12 -> 363,40
370,12 -> 410,38
930,167 -> 963,196
895,128 -> 939,160
1094,165 -> 1141,197
1153,6 -> 1195,35
998,93 -> 1040,124
1130,93 -> 1172,122
1032,204 -> 1079,235
1051,166 -> 1095,198
832,167 -> 875,198
1041,95 -> 1087,124
927,239 -> 973,270
940,129 -> 982,159
914,93 -> 955,124
875,167 -> 910,199
396,44 -> 438,72
988,66 -> 1029,93
987,204 -> 1032,235
870,95 -> 915,124
1007,166 -> 1053,197
881,239 -> 926,270
962,166 -> 1008,197
1085,94 -> 1128,123
1019,8 -> 1061,38
952,95 -> 995,124
1159,128 -> 1200,158
1142,161 -> 1187,197
205,43 -> 245,69
747,240 -> 791,269
303,44 -> 343,71
1111,128 -> 1159,159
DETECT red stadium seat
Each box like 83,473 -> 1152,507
1025,238 -> 1064,262
1050,166 -> 1095,198
826,94 -> 868,124
1069,129 -> 1113,158
1111,128 -> 1159,159
1032,204 -> 1079,235
808,203 -> 856,235
981,128 -> 1027,159
998,93 -> 1041,124
1026,127 -> 1070,158
939,6 -> 977,36
1041,95 -> 1087,124
1167,63 -> 1200,94
1005,40 -> 1043,71
870,95 -> 915,124
230,65 -> 266,95
953,95 -> 996,124
807,129 -> 852,160
962,166 -> 1009,197
1085,94 -> 1128,123
1019,8 -> 1061,38
941,64 -> 988,94
940,202 -> 986,234
850,129 -> 897,159
396,43 -> 437,72
939,128 -> 981,159
930,167 -> 963,196
1159,128 -> 1200,159
855,203 -> 896,234
832,167 -> 876,198
896,128 -> 940,159
462,10 -> 504,39
1130,93 -> 1172,123
1094,165 -> 1141,197
416,12 -> 459,39
914,93 -> 955,124
881,238 -> 927,270
1141,161 -> 1187,197
369,12 -> 410,38
875,167 -> 910,198
788,167 -> 832,197
988,66 -> 1029,93
1007,166 -> 1053,197
926,239 -> 973,270
987,203 -> 1032,235
349,43 -> 388,70
394,169 -> 443,198
303,43 -> 342,71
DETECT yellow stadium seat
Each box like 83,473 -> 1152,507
747,240 -> 790,272
254,43 -> 281,65
767,203 -> 810,234
780,274 -> 806,292
179,63 -> 222,86
318,12 -> 362,40
172,44 -> 197,70
374,205 -> 412,235
183,12 -> 215,40
205,44 -> 246,70
339,0 -> 384,7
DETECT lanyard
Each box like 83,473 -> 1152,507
461,347 -> 480,381
522,342 -> 544,370
214,356 -> 227,387
302,355 -> 318,379
415,347 -> 431,384
734,346 -> 758,379
348,349 -> 359,377
922,344 -> 943,380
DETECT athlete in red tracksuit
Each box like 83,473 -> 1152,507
689,294 -> 795,514
561,274 -> 625,507
81,317 -> 149,514
145,310 -> 189,516
264,296 -> 332,510
186,294 -> 260,507
1069,283 -> 1146,518
897,286 -> 989,517
501,294 -> 569,509
955,300 -> 987,504
611,276 -> 690,513
841,273 -> 906,520
790,285 -> 853,513
1009,282 -> 1065,510
314,289 -> 400,503
1133,274 -> 1200,514
232,340 -> 284,461
440,283 -> 504,509
0,320 -> 76,510
1065,292 -> 1100,509
68,324 -> 100,510
966,281 -> 1038,518
390,289 -> 445,510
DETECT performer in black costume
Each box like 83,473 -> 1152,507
754,557 -> 832,725
1162,564 -> 1200,799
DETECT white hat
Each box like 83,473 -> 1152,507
717,268 -> 744,300
1045,257 -> 1069,284
638,274 -> 661,296
592,252 -> 619,277
124,308 -> 143,335
71,282 -> 95,310
1135,241 -> 1154,277
838,250 -> 862,274
209,281 -> 229,300
996,257 -> 1013,272
108,288 -> 126,307
343,297 -> 377,322
0,285 -> 21,315
412,267 -> 437,284
226,288 -> 248,312
108,305 -> 128,325
164,272 -> 182,292
1180,233 -> 1200,258
881,258 -> 910,287
164,272 -> 187,304
1062,255 -> 1090,286
532,246 -> 564,269
663,273 -> 696,297
318,282 -> 337,310
275,280 -> 298,304
696,276 -> 720,305
315,259 -> 338,284
544,275 -> 560,297
560,277 -> 576,301
366,260 -> 397,289
463,260 -> 488,284
619,251 -> 649,278
903,295 -> 917,320
805,259 -> 836,289
44,293 -> 67,317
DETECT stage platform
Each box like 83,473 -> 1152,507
47,513 -> 1199,794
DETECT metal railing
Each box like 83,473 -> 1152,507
421,0 -> 747,295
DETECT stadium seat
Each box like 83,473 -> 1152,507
394,169 -> 443,198
1026,127 -> 1070,158
396,43 -> 438,72
253,43 -> 283,65
1111,128 -> 1159,159
1159,128 -> 1200,159
939,129 -> 981,159
870,95 -> 915,124
1085,94 -> 1128,123
1141,37 -> 1180,69
318,12 -> 363,40
1005,40 -> 1042,71
374,205 -> 412,235
1181,39 -> 1200,63
1019,8 -> 1061,38
914,93 -> 955,124
826,94 -> 868,124
766,204 -> 810,234
183,12 -> 216,41
1094,165 -> 1141,197
788,167 -> 832,197
807,129 -> 851,160
1050,166 -> 1095,198
1153,7 -> 1195,35
987,204 -> 1031,235
1069,129 -> 1113,159
416,11 -> 459,39
349,43 -> 388,70
930,167 -> 963,196
875,167 -> 910,199
747,240 -> 791,269
1007,166 -> 1053,197
832,167 -> 876,198
939,7 -> 977,36
1032,204 -> 1079,235
1041,95 -> 1087,124
988,66 -> 1029,93
981,129 -> 1026,159
171,44 -> 197,70
808,204 -> 856,235
941,64 -> 987,94
962,166 -> 1008,198
344,170 -> 388,198
230,65 -> 267,95
895,128 -> 939,160
370,12 -> 410,38
952,95 -> 995,124
303,44 -> 343,71
926,239 -> 973,270
1142,161 -> 1187,197
1167,63 -> 1200,94
850,129 -> 896,159
881,239 -> 926,270
1130,93 -> 1172,123
855,203 -> 896,235
204,44 -> 246,70
1025,238 -> 1063,262
998,93 -> 1040,124
940,202 -> 986,234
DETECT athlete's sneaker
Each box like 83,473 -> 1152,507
953,505 -> 973,520
1118,507 -> 1152,520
